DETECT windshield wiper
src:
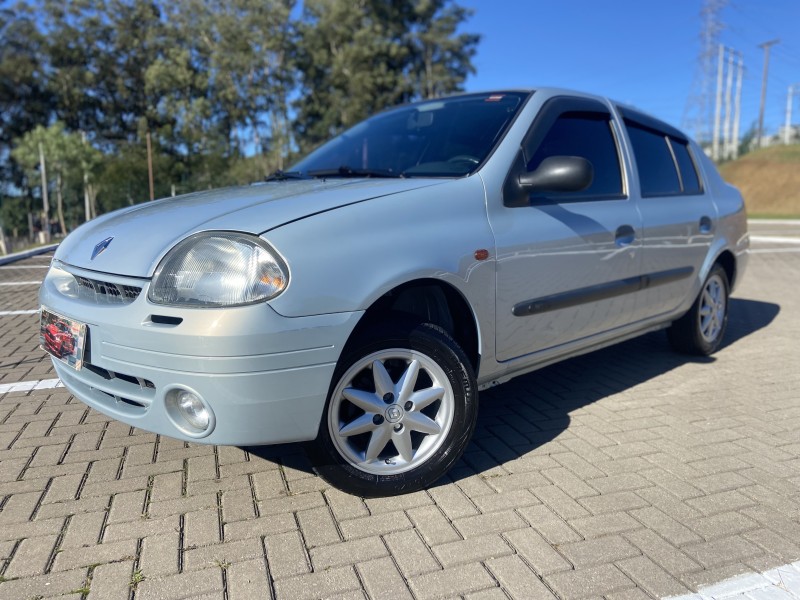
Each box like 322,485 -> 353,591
264,169 -> 307,181
308,166 -> 404,179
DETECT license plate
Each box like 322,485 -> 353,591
40,308 -> 87,370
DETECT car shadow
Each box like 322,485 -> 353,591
441,297 -> 779,486
245,298 -> 779,486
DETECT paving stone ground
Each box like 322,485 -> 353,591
0,222 -> 798,600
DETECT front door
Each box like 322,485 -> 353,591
490,97 -> 643,362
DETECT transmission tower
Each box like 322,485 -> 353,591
683,0 -> 728,147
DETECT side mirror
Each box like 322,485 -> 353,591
519,156 -> 593,193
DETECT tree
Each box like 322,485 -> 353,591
40,0 -> 102,134
213,0 -> 297,170
406,0 -> 479,100
12,123 -> 102,235
294,0 -> 478,151
1,0 -> 482,237
294,0 -> 412,150
0,4 -> 53,192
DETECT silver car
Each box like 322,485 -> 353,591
39,89 -> 749,497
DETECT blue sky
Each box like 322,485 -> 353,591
458,0 -> 800,141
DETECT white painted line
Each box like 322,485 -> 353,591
749,248 -> 800,254
748,218 -> 800,225
666,561 -> 800,600
0,378 -> 63,394
0,310 -> 39,316
0,281 -> 41,286
750,235 -> 800,245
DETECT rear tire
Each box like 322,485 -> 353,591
667,264 -> 729,356
310,319 -> 478,497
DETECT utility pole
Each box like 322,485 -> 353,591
757,39 -> 779,148
713,44 -> 725,161
732,54 -> 744,158
723,48 -> 735,159
785,85 -> 794,145
784,84 -> 800,145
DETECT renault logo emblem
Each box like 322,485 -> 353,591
91,237 -> 114,260
386,406 -> 403,423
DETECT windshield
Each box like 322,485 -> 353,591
290,92 -> 529,178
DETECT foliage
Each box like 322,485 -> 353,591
0,194 -> 33,235
294,0 -> 478,150
11,122 -> 102,233
0,4 -> 53,192
0,0 -> 479,239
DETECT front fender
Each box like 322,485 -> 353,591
264,175 -> 496,357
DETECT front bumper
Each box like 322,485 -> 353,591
40,261 -> 362,445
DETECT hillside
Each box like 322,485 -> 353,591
718,145 -> 800,217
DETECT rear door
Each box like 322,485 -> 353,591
619,109 -> 716,318
490,96 -> 644,362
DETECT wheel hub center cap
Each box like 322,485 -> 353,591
385,405 -> 404,423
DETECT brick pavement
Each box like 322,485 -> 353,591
0,229 -> 798,600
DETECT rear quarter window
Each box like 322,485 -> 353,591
669,140 -> 703,195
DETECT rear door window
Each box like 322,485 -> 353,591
625,123 -> 681,196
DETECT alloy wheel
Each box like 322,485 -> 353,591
327,349 -> 455,476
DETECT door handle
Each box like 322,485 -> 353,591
699,216 -> 713,234
615,224 -> 636,247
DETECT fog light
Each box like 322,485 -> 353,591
166,389 -> 212,434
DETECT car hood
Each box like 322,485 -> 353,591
55,178 -> 443,278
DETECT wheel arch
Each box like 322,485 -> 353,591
342,279 -> 482,376
699,240 -> 738,291
714,249 -> 737,289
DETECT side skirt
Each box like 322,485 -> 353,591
477,318 -> 674,391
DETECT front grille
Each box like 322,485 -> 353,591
75,275 -> 142,305
95,388 -> 148,409
84,363 -> 155,389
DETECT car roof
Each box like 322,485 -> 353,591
381,87 -> 692,142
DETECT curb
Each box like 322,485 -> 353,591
0,244 -> 59,267
748,218 -> 800,225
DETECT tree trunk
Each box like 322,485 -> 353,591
89,183 -> 97,219
83,170 -> 91,222
82,131 -> 91,222
38,142 -> 50,243
56,172 -> 67,236
0,225 -> 8,256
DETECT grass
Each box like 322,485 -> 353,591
719,143 -> 800,218
747,213 -> 800,220
730,144 -> 800,162
129,569 -> 146,588
71,584 -> 91,595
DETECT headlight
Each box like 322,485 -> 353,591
148,232 -> 288,307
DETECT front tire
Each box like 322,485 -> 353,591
310,320 -> 478,497
667,264 -> 730,356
